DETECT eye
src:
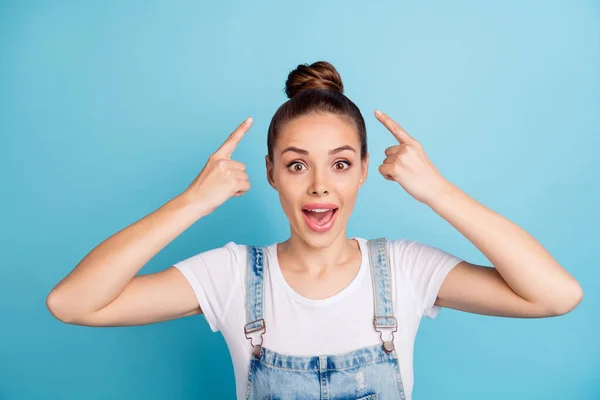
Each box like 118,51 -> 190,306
334,160 -> 352,170
287,161 -> 306,172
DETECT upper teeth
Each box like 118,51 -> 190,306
307,208 -> 333,212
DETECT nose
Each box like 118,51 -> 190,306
307,168 -> 329,196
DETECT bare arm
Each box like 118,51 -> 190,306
374,110 -> 583,318
46,193 -> 208,325
46,117 -> 253,326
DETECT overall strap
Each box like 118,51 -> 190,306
244,245 -> 266,358
367,237 -> 398,353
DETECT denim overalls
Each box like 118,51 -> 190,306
243,238 -> 407,400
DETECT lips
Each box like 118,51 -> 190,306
301,203 -> 339,233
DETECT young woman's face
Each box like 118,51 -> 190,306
266,112 -> 369,248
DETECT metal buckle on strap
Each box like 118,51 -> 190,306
373,316 -> 397,354
373,315 -> 398,329
244,319 -> 266,357
244,318 -> 266,335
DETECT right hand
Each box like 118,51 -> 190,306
182,117 -> 253,216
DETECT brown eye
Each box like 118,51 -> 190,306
334,161 -> 351,170
287,162 -> 307,172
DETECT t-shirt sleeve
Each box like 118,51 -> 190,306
172,241 -> 245,332
389,238 -> 463,319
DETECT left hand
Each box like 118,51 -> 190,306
375,110 -> 451,205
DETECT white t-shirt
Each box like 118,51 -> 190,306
173,237 -> 463,400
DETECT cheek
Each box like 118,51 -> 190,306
338,172 -> 363,191
340,175 -> 362,204
276,179 -> 302,210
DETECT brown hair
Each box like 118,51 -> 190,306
267,61 -> 367,163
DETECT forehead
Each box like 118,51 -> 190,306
277,113 -> 358,151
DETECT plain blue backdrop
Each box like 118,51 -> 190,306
1,1 -> 598,399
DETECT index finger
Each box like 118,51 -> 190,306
215,117 -> 253,158
374,110 -> 414,144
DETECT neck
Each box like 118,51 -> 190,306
278,229 -> 358,276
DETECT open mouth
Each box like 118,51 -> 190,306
302,208 -> 338,224
301,207 -> 339,232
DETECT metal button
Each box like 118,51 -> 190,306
383,341 -> 394,353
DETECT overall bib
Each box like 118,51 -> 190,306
243,238 -> 407,400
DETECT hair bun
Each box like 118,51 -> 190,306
284,61 -> 344,99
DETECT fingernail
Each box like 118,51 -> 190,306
246,116 -> 253,123
375,110 -> 382,116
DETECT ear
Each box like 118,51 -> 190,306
265,155 -> 277,190
359,152 -> 369,187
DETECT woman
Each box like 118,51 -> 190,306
47,61 -> 583,400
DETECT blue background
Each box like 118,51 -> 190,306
1,1 -> 598,398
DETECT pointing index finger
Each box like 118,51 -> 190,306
215,117 -> 253,158
374,110 -> 414,144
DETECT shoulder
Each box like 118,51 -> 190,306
357,236 -> 412,254
185,241 -> 281,268
382,237 -> 445,257
360,236 -> 458,268
174,241 -> 249,271
381,237 -> 463,277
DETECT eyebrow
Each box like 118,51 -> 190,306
280,145 -> 356,156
